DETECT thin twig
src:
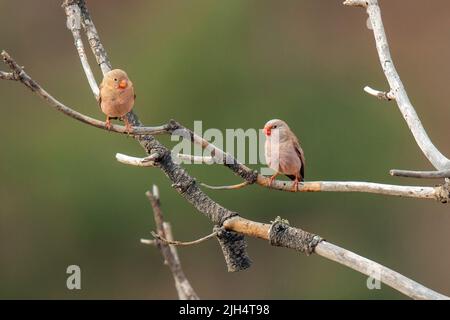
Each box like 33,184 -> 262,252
390,169 -> 450,179
0,70 -> 16,80
343,0 -> 368,7
201,181 -> 250,190
151,230 -> 219,246
146,186 -> 199,300
116,153 -> 160,167
140,238 -> 156,246
364,86 -> 394,100
345,0 -> 450,170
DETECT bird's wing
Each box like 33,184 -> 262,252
97,83 -> 103,107
292,136 -> 305,181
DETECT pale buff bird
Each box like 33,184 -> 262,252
98,69 -> 135,133
263,119 -> 305,191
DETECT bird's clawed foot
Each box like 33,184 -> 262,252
122,116 -> 133,135
292,178 -> 299,192
269,173 -> 278,188
105,116 -> 112,130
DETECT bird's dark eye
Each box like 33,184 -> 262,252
273,125 -> 277,129
114,78 -> 118,81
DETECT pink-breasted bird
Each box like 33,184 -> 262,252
98,69 -> 135,133
263,119 -> 305,191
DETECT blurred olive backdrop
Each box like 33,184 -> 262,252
1,0 -> 450,299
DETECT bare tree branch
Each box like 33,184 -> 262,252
222,216 -> 449,300
344,0 -> 450,170
59,0 -> 252,272
167,122 -> 450,202
119,147 -> 449,201
2,53 -> 447,202
70,0 -> 112,75
1,51 -> 168,135
0,0 -> 447,299
2,46 -> 449,299
64,3 -> 100,97
314,242 -> 447,300
176,153 -> 217,164
390,169 -> 450,179
0,70 -> 17,80
146,185 -> 199,300
201,179 -> 445,200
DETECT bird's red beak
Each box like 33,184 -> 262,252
264,126 -> 271,136
118,79 -> 128,89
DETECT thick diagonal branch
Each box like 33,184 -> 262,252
223,216 -> 448,300
60,0 -> 251,272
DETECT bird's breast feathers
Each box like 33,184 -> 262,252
100,86 -> 135,117
265,138 -> 303,176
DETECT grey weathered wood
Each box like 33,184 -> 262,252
315,241 -> 448,300
0,70 -> 16,80
64,4 -> 99,97
345,0 -> 450,170
390,169 -> 450,179
146,186 -> 199,300
223,216 -> 450,300
63,0 -> 251,271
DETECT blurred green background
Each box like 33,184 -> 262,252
1,0 -> 449,299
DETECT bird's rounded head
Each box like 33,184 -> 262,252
263,119 -> 289,137
104,69 -> 131,90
